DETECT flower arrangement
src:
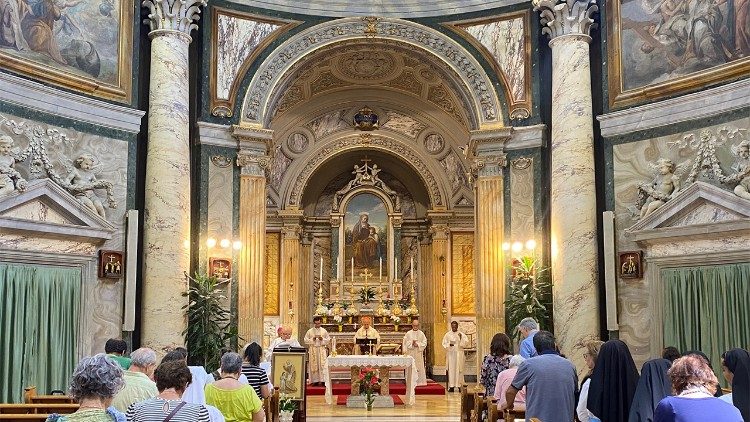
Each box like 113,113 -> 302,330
333,314 -> 343,324
279,394 -> 298,411
403,307 -> 418,316
390,315 -> 401,325
358,366 -> 380,410
345,307 -> 360,316
358,286 -> 377,303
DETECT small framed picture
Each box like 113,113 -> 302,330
271,351 -> 307,401
98,250 -> 124,279
209,258 -> 232,279
619,251 -> 643,279
329,284 -> 340,299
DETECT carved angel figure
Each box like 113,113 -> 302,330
637,158 -> 682,219
63,154 -> 115,218
721,140 -> 750,200
0,135 -> 27,196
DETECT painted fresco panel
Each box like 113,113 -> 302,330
451,233 -> 475,316
265,232 -> 280,315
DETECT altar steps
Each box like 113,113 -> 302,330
305,379 -> 446,396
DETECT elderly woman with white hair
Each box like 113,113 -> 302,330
46,354 -> 127,422
205,353 -> 264,422
112,347 -> 158,412
494,355 -> 527,417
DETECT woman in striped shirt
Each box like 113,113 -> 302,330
241,343 -> 271,399
126,360 -> 210,422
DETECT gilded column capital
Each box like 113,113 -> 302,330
281,225 -> 302,240
236,151 -> 269,176
472,154 -> 507,178
142,0 -> 207,40
429,224 -> 450,241
533,0 -> 598,41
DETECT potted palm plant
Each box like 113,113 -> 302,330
504,256 -> 553,339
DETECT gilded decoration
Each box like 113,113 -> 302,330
606,0 -> 750,109
0,0 -> 134,102
209,7 -> 300,117
446,11 -> 533,120
264,232 -> 280,315
451,233 -> 476,316
240,17 -> 502,127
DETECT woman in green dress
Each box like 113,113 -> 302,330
47,354 -> 127,422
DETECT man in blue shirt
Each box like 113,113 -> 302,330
518,317 -> 539,358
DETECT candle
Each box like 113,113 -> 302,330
410,257 -> 414,283
351,257 -> 354,278
319,256 -> 323,283
395,258 -> 398,278
336,262 -> 340,281
379,257 -> 382,281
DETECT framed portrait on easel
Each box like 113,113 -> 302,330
271,351 -> 307,401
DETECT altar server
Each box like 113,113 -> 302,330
304,316 -> 330,386
403,318 -> 428,386
354,316 -> 380,354
442,320 -> 469,392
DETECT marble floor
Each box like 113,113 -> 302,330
306,384 -> 462,421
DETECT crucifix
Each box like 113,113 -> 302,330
360,268 -> 373,302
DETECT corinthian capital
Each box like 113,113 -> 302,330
471,154 -> 507,179
142,0 -> 207,37
237,151 -> 269,176
533,0 -> 598,40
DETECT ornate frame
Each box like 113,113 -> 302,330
209,7 -> 300,117
606,0 -> 750,109
0,1 -> 134,103
444,10 -> 533,120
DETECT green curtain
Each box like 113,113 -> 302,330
663,263 -> 750,385
0,264 -> 81,403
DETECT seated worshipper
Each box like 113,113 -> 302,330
402,319 -> 428,386
112,347 -> 158,412
662,347 -> 681,363
577,340 -> 604,422
502,330 -> 577,422
46,354 -> 127,422
720,348 -> 750,421
480,332 -> 512,396
684,350 -> 723,397
268,325 -> 303,360
205,352 -> 264,422
304,316 -> 330,386
494,355 -> 527,416
161,349 -> 225,422
208,348 -> 250,386
628,358 -> 673,422
241,343 -> 272,399
517,317 -> 539,359
587,339 -> 640,422
442,321 -> 469,392
104,339 -> 131,370
126,360 -> 210,422
354,316 -> 381,354
654,355 -> 742,422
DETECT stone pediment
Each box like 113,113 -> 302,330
0,179 -> 115,242
624,181 -> 750,243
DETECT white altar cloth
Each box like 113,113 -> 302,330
323,355 -> 418,405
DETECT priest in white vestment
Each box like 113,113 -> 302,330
402,319 -> 428,386
267,325 -> 302,361
442,320 -> 469,392
304,316 -> 330,385
353,316 -> 380,354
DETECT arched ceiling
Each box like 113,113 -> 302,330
225,1 -> 519,18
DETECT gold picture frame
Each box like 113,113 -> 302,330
271,351 -> 307,401
606,0 -> 750,110
0,1 -> 134,103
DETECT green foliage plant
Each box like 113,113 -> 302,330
504,256 -> 553,340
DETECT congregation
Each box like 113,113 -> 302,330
38,316 -> 750,422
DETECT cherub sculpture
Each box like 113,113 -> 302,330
637,158 -> 682,219
721,140 -> 750,200
0,135 -> 27,196
63,154 -> 116,218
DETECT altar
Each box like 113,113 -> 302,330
323,355 -> 418,405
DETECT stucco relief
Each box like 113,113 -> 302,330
424,133 -> 445,155
306,109 -> 351,140
267,144 -> 292,193
335,50 -> 396,81
439,150 -> 469,193
287,132 -> 309,154
381,111 -> 427,139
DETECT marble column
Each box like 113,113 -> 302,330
534,0 -> 600,371
279,210 -> 303,328
429,222 -> 450,371
236,146 -> 269,344
141,0 -> 205,352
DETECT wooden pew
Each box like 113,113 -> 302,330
269,387 -> 280,422
0,415 -> 51,421
459,384 -> 474,422
471,391 -> 485,422
0,404 -> 78,415
24,387 -> 74,405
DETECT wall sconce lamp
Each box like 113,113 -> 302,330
503,239 -> 538,256
206,237 -> 242,250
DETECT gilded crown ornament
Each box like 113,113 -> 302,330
353,106 -> 379,131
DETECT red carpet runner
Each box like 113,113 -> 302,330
306,379 -> 445,396
336,394 -> 404,406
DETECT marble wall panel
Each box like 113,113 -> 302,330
612,116 -> 750,366
451,233 -> 475,316
216,13 -> 280,100
0,110 -> 129,356
509,156 -> 535,242
382,111 -> 428,139
207,156 -> 234,260
306,109 -> 351,140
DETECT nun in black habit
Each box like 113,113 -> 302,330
628,358 -> 672,422
722,348 -> 750,422
588,339 -> 640,422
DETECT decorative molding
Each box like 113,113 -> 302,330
196,122 -> 237,147
0,72 -> 144,134
288,135 -> 445,208
142,0 -> 207,38
210,156 -> 233,168
240,17 -> 502,128
472,154 -> 508,178
236,151 -> 269,177
511,156 -> 533,170
533,0 -> 598,40
598,78 -> 750,138
331,160 -> 402,212
507,124 -> 547,150
223,1 -> 527,18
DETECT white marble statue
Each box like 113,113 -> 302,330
63,154 -> 114,218
723,140 -> 750,200
637,158 -> 681,219
0,135 -> 27,196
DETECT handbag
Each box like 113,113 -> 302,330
162,401 -> 187,422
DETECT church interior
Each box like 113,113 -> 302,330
0,0 -> 748,421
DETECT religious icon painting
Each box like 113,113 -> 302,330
619,251 -> 643,279
271,351 -> 307,401
344,193 -> 388,278
98,250 -> 124,279
209,258 -> 232,279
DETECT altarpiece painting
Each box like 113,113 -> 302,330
344,193 -> 388,278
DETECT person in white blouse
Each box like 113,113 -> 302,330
577,340 -> 604,422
